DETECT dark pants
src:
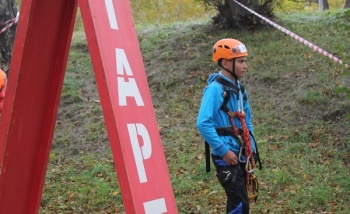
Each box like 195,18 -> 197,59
212,156 -> 249,214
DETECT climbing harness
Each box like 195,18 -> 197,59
204,75 -> 262,202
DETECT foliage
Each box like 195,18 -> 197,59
0,0 -> 18,74
129,0 -> 213,25
333,8 -> 350,30
332,9 -> 350,99
273,0 -> 346,12
196,0 -> 275,29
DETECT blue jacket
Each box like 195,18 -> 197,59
197,72 -> 256,158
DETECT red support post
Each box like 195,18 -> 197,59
78,0 -> 178,213
0,0 -> 178,213
0,0 -> 78,213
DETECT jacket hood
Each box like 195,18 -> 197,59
207,72 -> 220,84
208,72 -> 235,85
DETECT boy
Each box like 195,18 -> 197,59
197,38 -> 260,214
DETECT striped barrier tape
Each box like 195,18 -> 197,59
0,12 -> 19,35
232,0 -> 348,68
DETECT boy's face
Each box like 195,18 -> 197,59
223,56 -> 248,79
234,56 -> 248,79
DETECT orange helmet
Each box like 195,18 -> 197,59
212,38 -> 248,62
0,69 -> 6,89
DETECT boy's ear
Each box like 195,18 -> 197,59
221,59 -> 226,67
221,59 -> 230,68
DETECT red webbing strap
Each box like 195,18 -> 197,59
228,111 -> 258,202
227,112 -> 253,162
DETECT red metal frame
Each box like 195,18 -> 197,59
78,0 -> 177,213
0,0 -> 177,213
0,0 -> 78,213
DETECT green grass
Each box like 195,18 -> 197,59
40,9 -> 350,214
41,155 -> 121,213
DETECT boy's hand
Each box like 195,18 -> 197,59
222,150 -> 238,166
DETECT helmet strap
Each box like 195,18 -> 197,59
231,58 -> 238,80
218,59 -> 238,81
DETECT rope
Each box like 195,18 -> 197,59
0,12 -> 19,35
228,112 -> 253,164
232,0 -> 348,68
228,111 -> 258,202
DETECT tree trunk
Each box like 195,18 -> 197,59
319,0 -> 324,11
319,0 -> 329,11
0,0 -> 18,76
213,0 -> 274,29
345,0 -> 350,8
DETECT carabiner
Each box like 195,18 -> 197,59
237,136 -> 246,163
245,155 -> 255,174
238,146 -> 245,163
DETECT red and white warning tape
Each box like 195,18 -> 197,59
232,0 -> 348,68
0,12 -> 19,35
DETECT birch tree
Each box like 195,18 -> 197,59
318,0 -> 329,11
0,0 -> 18,76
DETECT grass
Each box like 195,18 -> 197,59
39,9 -> 350,214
